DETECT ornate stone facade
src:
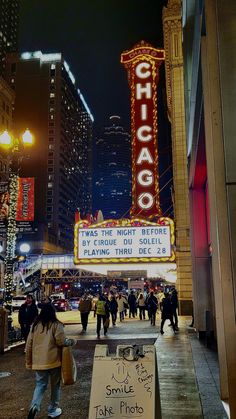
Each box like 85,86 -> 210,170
163,0 -> 192,314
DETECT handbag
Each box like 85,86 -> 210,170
104,317 -> 110,329
61,346 -> 77,385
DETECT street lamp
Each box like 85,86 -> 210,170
19,242 -> 31,254
0,129 -> 34,314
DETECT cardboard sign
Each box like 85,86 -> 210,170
89,344 -> 161,419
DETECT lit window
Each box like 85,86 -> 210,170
50,64 -> 55,70
51,78 -> 55,83
48,182 -> 53,188
50,93 -> 55,98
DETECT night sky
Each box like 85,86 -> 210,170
19,0 -> 167,129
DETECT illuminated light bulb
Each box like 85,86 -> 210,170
0,130 -> 12,146
22,129 -> 33,145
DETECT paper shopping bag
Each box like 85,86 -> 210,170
61,346 -> 77,385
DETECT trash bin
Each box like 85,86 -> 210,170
0,307 -> 8,354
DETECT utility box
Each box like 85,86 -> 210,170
0,307 -> 8,354
89,344 -> 161,419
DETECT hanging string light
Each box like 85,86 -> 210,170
0,129 -> 34,314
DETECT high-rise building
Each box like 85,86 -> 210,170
0,0 -> 19,75
5,51 -> 93,253
93,115 -> 131,219
0,0 -> 18,180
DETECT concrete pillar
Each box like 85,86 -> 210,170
201,0 -> 236,412
189,188 -> 213,334
163,0 -> 193,314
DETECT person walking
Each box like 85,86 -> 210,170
78,293 -> 92,334
95,293 -> 109,339
38,296 -> 52,309
19,294 -> 38,343
147,291 -> 158,326
170,288 -> 179,331
25,303 -> 75,418
128,290 -> 137,318
160,292 -> 176,334
109,295 -> 118,326
117,293 -> 125,322
137,293 -> 146,320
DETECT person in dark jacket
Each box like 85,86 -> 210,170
160,292 -> 175,334
79,293 -> 92,334
37,296 -> 52,309
18,294 -> 38,342
128,290 -> 137,318
170,288 -> 179,331
109,295 -> 118,326
95,294 -> 110,339
147,291 -> 158,325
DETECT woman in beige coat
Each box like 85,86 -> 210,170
26,303 -> 74,419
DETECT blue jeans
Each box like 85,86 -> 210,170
30,367 -> 61,413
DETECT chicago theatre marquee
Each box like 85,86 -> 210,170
74,42 -> 175,271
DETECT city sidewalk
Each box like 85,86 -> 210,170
0,315 -> 228,418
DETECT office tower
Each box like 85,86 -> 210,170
5,51 -> 93,253
93,115 -> 131,219
0,0 -> 18,188
0,0 -> 19,75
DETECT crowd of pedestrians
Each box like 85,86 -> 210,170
77,286 -> 180,338
17,286 -> 179,417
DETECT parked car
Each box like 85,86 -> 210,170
69,297 -> 80,310
12,295 -> 27,311
50,293 -> 65,301
52,298 -> 71,312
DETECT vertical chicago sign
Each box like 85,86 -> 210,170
121,42 -> 165,219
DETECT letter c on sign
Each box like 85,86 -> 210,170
137,125 -> 152,142
135,62 -> 151,79
137,170 -> 153,186
138,193 -> 154,209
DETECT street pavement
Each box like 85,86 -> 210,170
0,312 -> 228,419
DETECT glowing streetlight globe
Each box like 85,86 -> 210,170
0,130 -> 12,146
22,129 -> 34,145
19,243 -> 31,254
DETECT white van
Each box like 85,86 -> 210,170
12,295 -> 27,311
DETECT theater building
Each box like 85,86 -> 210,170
163,0 -> 236,414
